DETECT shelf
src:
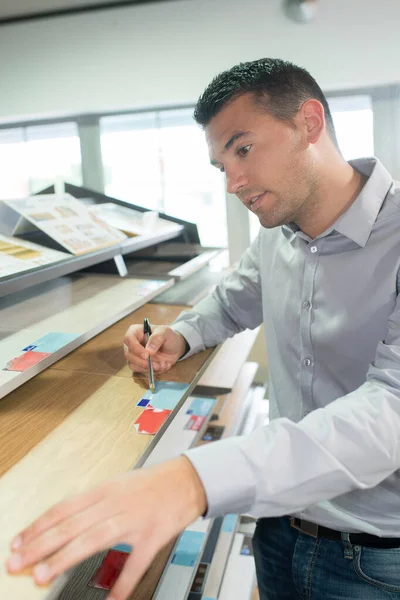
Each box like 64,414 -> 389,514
0,274 -> 175,400
0,227 -> 184,299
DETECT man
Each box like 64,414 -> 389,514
6,59 -> 400,599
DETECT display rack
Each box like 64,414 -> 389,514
0,183 -> 197,298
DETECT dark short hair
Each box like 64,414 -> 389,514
194,58 -> 338,147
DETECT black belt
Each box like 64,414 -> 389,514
289,517 -> 400,549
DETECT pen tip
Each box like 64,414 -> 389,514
150,384 -> 155,393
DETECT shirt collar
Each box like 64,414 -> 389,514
282,157 -> 393,247
333,157 -> 393,247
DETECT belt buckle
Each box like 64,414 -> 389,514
290,517 -> 319,538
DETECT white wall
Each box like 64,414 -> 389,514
0,0 -> 399,122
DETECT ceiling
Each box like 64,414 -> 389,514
0,0 -> 172,23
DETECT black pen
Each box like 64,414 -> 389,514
143,318 -> 155,393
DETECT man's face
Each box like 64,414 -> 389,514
206,93 -> 318,229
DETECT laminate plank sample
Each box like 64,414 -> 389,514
0,369 -> 112,477
51,304 -> 213,381
194,328 -> 260,394
0,275 -> 173,399
0,374 -> 175,600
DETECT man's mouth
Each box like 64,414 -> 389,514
246,193 -> 265,211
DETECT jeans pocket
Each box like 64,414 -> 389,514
353,545 -> 400,594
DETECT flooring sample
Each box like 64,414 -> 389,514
0,297 -> 256,600
201,515 -> 239,600
50,303 -> 214,381
0,370 -> 198,599
218,533 -> 256,600
196,362 -> 258,446
153,519 -> 211,600
0,274 -> 173,399
0,369 -> 113,477
194,328 -> 260,394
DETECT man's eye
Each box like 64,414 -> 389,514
237,145 -> 251,156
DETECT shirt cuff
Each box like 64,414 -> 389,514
184,437 -> 257,518
170,321 -> 205,359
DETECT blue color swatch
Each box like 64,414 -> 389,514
222,514 -> 237,533
145,382 -> 189,411
186,397 -> 216,417
112,543 -> 132,554
23,332 -> 78,354
137,398 -> 150,408
171,530 -> 205,567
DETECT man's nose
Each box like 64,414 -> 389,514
225,168 -> 248,196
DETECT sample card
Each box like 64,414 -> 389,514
4,332 -> 79,372
5,350 -> 51,372
88,549 -> 129,590
185,415 -> 206,431
133,405 -> 172,435
22,332 -> 78,354
4,194 -> 126,255
171,530 -> 206,567
186,397 -> 215,417
136,397 -> 151,408
201,424 -> 225,442
0,234 -> 69,279
140,382 -> 189,411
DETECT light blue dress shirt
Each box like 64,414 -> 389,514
173,157 -> 400,535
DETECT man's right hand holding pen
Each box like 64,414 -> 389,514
123,323 -> 189,375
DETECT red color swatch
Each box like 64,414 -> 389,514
88,549 -> 129,590
5,351 -> 51,372
134,405 -> 172,435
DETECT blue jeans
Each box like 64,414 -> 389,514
253,517 -> 400,599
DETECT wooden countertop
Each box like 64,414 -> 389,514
0,302 -> 215,600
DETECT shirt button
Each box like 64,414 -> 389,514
302,301 -> 311,309
310,246 -> 318,253
303,358 -> 312,367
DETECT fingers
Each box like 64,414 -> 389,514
145,331 -> 166,355
109,540 -> 159,600
7,499 -> 112,576
10,486 -> 106,552
12,514 -> 130,587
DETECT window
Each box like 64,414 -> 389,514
159,109 -> 226,247
0,128 -> 28,199
0,122 -> 82,200
26,122 -> 82,193
100,110 -> 227,247
100,113 -> 163,211
328,95 -> 374,160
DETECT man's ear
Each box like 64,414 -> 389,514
299,99 -> 325,144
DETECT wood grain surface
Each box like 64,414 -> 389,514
0,369 -> 113,477
0,373 -> 180,600
0,301 -> 257,600
50,303 -> 212,381
0,302 -> 216,600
